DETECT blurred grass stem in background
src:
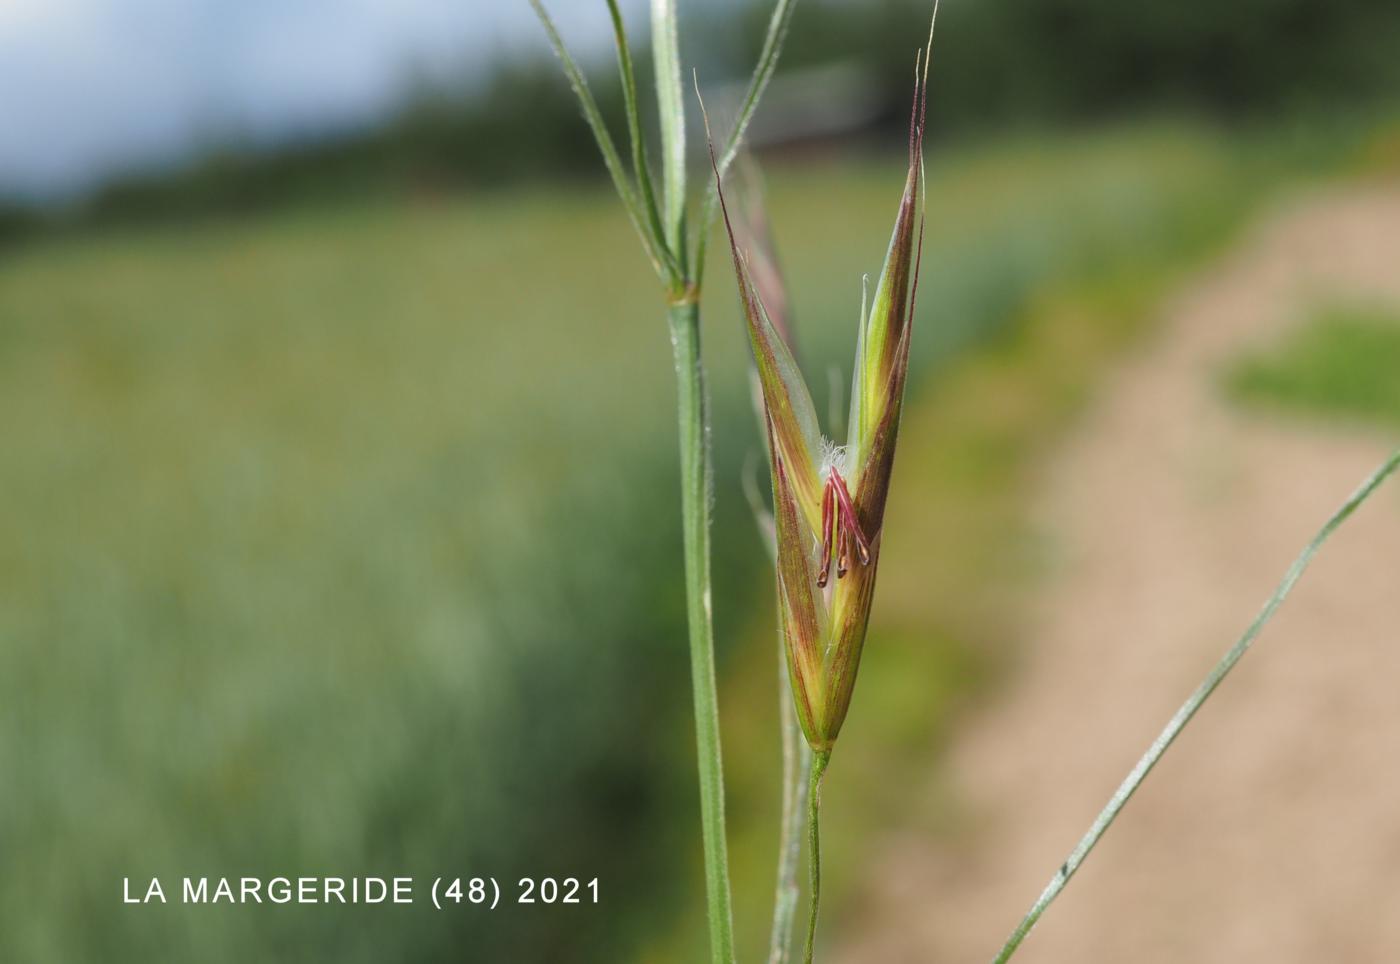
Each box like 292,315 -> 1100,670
769,639 -> 812,964
993,448 -> 1400,963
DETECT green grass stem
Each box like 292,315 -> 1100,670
668,299 -> 736,964
803,749 -> 831,964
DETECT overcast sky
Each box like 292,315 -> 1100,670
0,0 -> 648,200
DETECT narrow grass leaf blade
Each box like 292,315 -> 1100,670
605,0 -> 679,282
695,0 -> 800,283
993,448 -> 1400,963
652,0 -> 687,255
528,0 -> 666,275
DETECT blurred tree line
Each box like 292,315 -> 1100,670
3,0 -> 1399,241
750,0 -> 1400,129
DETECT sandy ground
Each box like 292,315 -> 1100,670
836,184 -> 1400,963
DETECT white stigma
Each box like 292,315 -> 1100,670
818,437 -> 852,479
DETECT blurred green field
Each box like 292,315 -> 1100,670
0,119 -> 1370,961
1227,301 -> 1400,426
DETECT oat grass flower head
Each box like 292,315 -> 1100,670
708,29 -> 931,960
711,50 -> 929,763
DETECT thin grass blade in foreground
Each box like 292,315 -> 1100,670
993,447 -> 1400,963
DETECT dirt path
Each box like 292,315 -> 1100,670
837,184 -> 1400,963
